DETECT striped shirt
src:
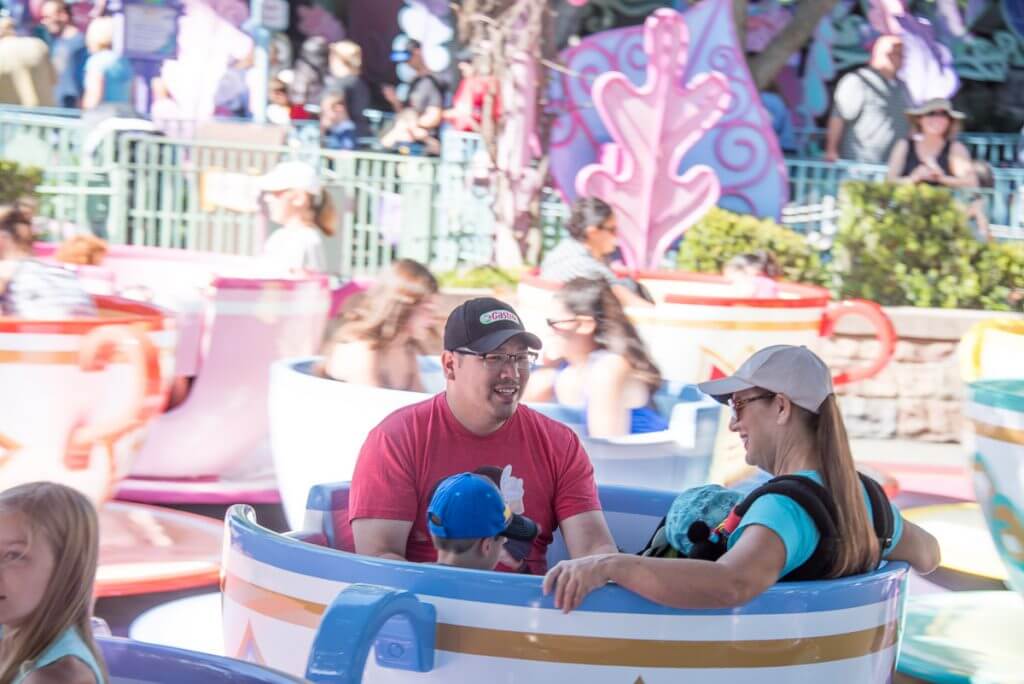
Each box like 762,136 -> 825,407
0,260 -> 98,318
539,239 -> 616,283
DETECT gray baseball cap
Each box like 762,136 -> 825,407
696,345 -> 834,414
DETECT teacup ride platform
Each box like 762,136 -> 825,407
893,378 -> 1024,682
219,481 -> 909,682
33,243 -> 333,505
269,356 -> 721,529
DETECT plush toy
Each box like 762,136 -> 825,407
663,484 -> 742,558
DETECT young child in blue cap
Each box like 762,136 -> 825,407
428,472 -> 539,571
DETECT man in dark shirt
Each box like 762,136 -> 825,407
36,0 -> 87,108
382,39 -> 444,143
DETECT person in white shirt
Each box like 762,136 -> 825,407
258,161 -> 336,272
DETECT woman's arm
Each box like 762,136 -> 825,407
937,142 -> 979,188
543,524 -> 786,612
324,341 -> 381,386
886,139 -> 909,182
886,518 -> 940,574
81,68 -> 105,110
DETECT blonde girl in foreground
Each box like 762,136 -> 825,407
0,482 -> 107,683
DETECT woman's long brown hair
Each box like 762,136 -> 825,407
327,258 -> 439,352
557,277 -> 663,392
0,482 -> 109,683
798,395 -> 881,578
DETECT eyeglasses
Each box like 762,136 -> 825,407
597,222 -> 618,234
455,349 -> 538,370
728,392 -> 776,418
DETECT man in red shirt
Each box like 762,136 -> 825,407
349,297 -> 617,574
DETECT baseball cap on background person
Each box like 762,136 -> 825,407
443,297 -> 542,353
427,472 -> 539,542
257,161 -> 323,197
696,344 -> 834,414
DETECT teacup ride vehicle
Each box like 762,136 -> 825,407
98,637 -> 306,683
894,378 -> 1024,683
33,242 -> 332,505
268,356 -> 721,529
0,296 -> 224,597
221,481 -> 909,682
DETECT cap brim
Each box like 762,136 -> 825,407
695,375 -> 756,405
390,51 -> 411,62
467,329 -> 543,353
503,513 -> 538,542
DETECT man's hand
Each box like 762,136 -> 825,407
381,84 -> 401,111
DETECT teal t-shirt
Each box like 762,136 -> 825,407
727,470 -> 904,578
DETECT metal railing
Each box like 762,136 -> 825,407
793,125 -> 1022,167
2,107 -> 1022,279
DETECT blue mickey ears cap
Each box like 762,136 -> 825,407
664,484 -> 742,556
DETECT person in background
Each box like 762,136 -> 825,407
887,98 -> 977,188
266,77 -> 293,125
320,92 -> 356,151
258,161 -> 335,273
382,39 -> 444,145
0,206 -> 96,318
540,197 -> 652,308
543,345 -> 940,613
723,251 -> 781,298
428,473 -> 540,571
0,16 -> 15,38
0,482 -> 109,683
35,0 -> 86,108
81,17 -> 133,110
444,48 -> 501,133
325,40 -> 371,140
290,36 -> 328,109
322,258 -> 440,390
825,35 -> 910,164
525,277 -> 667,437
0,31 -> 55,107
759,85 -> 797,154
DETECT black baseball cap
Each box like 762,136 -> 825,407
443,297 -> 542,353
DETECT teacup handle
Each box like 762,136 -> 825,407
64,324 -> 163,470
958,318 -> 1024,382
819,299 -> 896,386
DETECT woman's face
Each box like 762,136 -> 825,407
406,293 -> 440,339
727,387 -> 780,469
544,299 -> 593,359
920,112 -> 951,137
0,513 -> 55,629
264,189 -> 309,224
585,214 -> 619,258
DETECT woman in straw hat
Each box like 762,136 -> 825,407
886,98 -> 977,187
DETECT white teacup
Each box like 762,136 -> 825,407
0,296 -> 176,503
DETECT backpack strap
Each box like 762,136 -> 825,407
858,472 -> 895,550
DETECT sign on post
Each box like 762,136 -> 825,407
255,0 -> 289,32
117,0 -> 181,61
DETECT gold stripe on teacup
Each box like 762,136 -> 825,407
971,419 -> 1024,446
0,349 -> 170,365
628,317 -> 821,332
223,574 -> 898,668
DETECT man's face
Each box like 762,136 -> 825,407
408,47 -> 426,72
874,37 -> 903,73
445,337 -> 532,433
40,1 -> 69,36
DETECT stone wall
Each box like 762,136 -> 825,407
821,307 -> 1022,442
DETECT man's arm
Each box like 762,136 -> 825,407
560,510 -> 618,558
417,105 -> 443,131
351,518 -> 413,561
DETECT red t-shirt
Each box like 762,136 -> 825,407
348,393 -> 602,574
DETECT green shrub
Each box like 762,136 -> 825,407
832,181 -> 1024,311
436,264 -> 522,290
0,160 -> 42,205
675,207 -> 829,285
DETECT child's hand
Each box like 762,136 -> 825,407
501,464 -> 525,514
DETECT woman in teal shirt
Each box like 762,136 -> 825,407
544,345 -> 941,611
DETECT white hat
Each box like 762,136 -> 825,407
258,161 -> 323,196
696,345 -> 834,414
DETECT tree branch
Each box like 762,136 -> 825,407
749,0 -> 839,89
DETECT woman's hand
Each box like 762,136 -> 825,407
542,554 -> 616,613
909,164 -> 939,183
